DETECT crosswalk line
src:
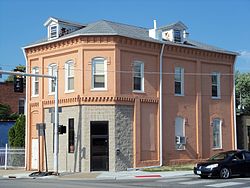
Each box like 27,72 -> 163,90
206,182 -> 244,187
179,179 -> 216,185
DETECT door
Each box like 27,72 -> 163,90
90,121 -> 109,171
31,139 -> 38,170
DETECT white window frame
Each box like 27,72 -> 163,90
48,64 -> 57,95
65,61 -> 74,93
211,72 -> 221,99
91,57 -> 107,91
49,24 -> 58,40
32,67 -> 39,97
133,61 -> 144,93
174,29 -> 182,43
212,118 -> 222,149
174,67 -> 184,96
175,117 -> 186,150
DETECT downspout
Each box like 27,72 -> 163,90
159,43 -> 165,166
233,56 -> 238,149
22,47 -> 28,169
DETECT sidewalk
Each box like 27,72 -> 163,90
0,169 -> 193,180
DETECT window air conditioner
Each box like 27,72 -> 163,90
176,136 -> 186,145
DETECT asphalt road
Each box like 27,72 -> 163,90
0,175 -> 250,188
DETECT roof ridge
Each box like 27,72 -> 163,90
99,19 -> 148,30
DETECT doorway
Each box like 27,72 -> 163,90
90,121 -> 109,171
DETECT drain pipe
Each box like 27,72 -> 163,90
159,43 -> 165,166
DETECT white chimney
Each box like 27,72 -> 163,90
149,20 -> 162,40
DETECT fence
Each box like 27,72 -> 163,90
0,144 -> 25,169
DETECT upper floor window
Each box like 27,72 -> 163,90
32,67 -> 39,96
133,61 -> 144,92
174,29 -> 182,42
212,118 -> 222,149
65,61 -> 74,92
48,64 -> 57,94
175,117 -> 186,150
92,57 -> 107,90
49,25 -> 58,39
174,67 -> 184,96
18,98 -> 25,114
212,72 -> 220,99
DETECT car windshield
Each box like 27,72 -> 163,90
208,151 -> 237,161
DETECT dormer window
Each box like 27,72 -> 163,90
174,30 -> 181,43
49,25 -> 58,39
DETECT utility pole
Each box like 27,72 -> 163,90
0,69 -> 59,174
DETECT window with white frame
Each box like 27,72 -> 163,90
174,29 -> 182,42
49,25 -> 58,39
175,117 -> 186,150
92,57 -> 107,89
65,61 -> 74,92
48,64 -> 57,94
133,61 -> 144,92
32,67 -> 39,96
174,67 -> 184,96
212,72 -> 220,98
212,118 -> 222,149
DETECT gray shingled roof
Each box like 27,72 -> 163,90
24,19 -> 238,55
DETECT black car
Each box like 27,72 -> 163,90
194,150 -> 250,179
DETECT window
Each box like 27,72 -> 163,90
212,72 -> 220,98
92,58 -> 107,89
48,64 -> 57,94
50,25 -> 58,39
174,67 -> 184,96
68,118 -> 74,153
174,29 -> 181,42
32,67 -> 39,96
175,117 -> 185,150
212,118 -> 222,149
133,62 -> 144,92
65,61 -> 74,92
18,98 -> 25,114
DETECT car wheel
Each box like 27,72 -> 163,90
220,167 -> 231,179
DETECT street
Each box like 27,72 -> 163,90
0,175 -> 250,188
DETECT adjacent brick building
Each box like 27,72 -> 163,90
23,17 -> 238,172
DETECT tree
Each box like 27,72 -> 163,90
235,72 -> 250,114
5,65 -> 26,83
8,114 -> 25,147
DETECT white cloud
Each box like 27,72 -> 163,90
236,50 -> 250,72
239,50 -> 250,59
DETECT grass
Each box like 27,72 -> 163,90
142,164 -> 194,172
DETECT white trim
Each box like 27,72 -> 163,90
91,57 -> 107,90
31,67 -> 39,97
233,61 -> 237,149
212,118 -> 223,149
48,24 -> 59,40
133,61 -> 144,92
48,64 -> 57,95
65,60 -> 75,93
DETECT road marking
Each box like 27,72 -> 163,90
206,182 -> 244,187
179,179 -> 216,185
157,178 -> 190,182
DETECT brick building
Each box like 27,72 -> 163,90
23,17 -> 237,172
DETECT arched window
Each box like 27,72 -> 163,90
48,64 -> 57,94
65,61 -> 74,92
212,118 -> 222,149
32,67 -> 39,96
175,117 -> 186,150
91,57 -> 107,90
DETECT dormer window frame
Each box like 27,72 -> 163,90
173,29 -> 182,43
48,24 -> 59,40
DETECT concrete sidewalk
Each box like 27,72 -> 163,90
0,169 -> 193,180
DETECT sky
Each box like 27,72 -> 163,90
0,0 -> 249,81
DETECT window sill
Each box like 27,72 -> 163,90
65,90 -> 75,94
48,93 -> 55,96
212,97 -> 221,100
133,90 -> 145,94
175,94 -> 184,97
31,95 -> 39,98
212,147 -> 223,150
91,88 -> 107,91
